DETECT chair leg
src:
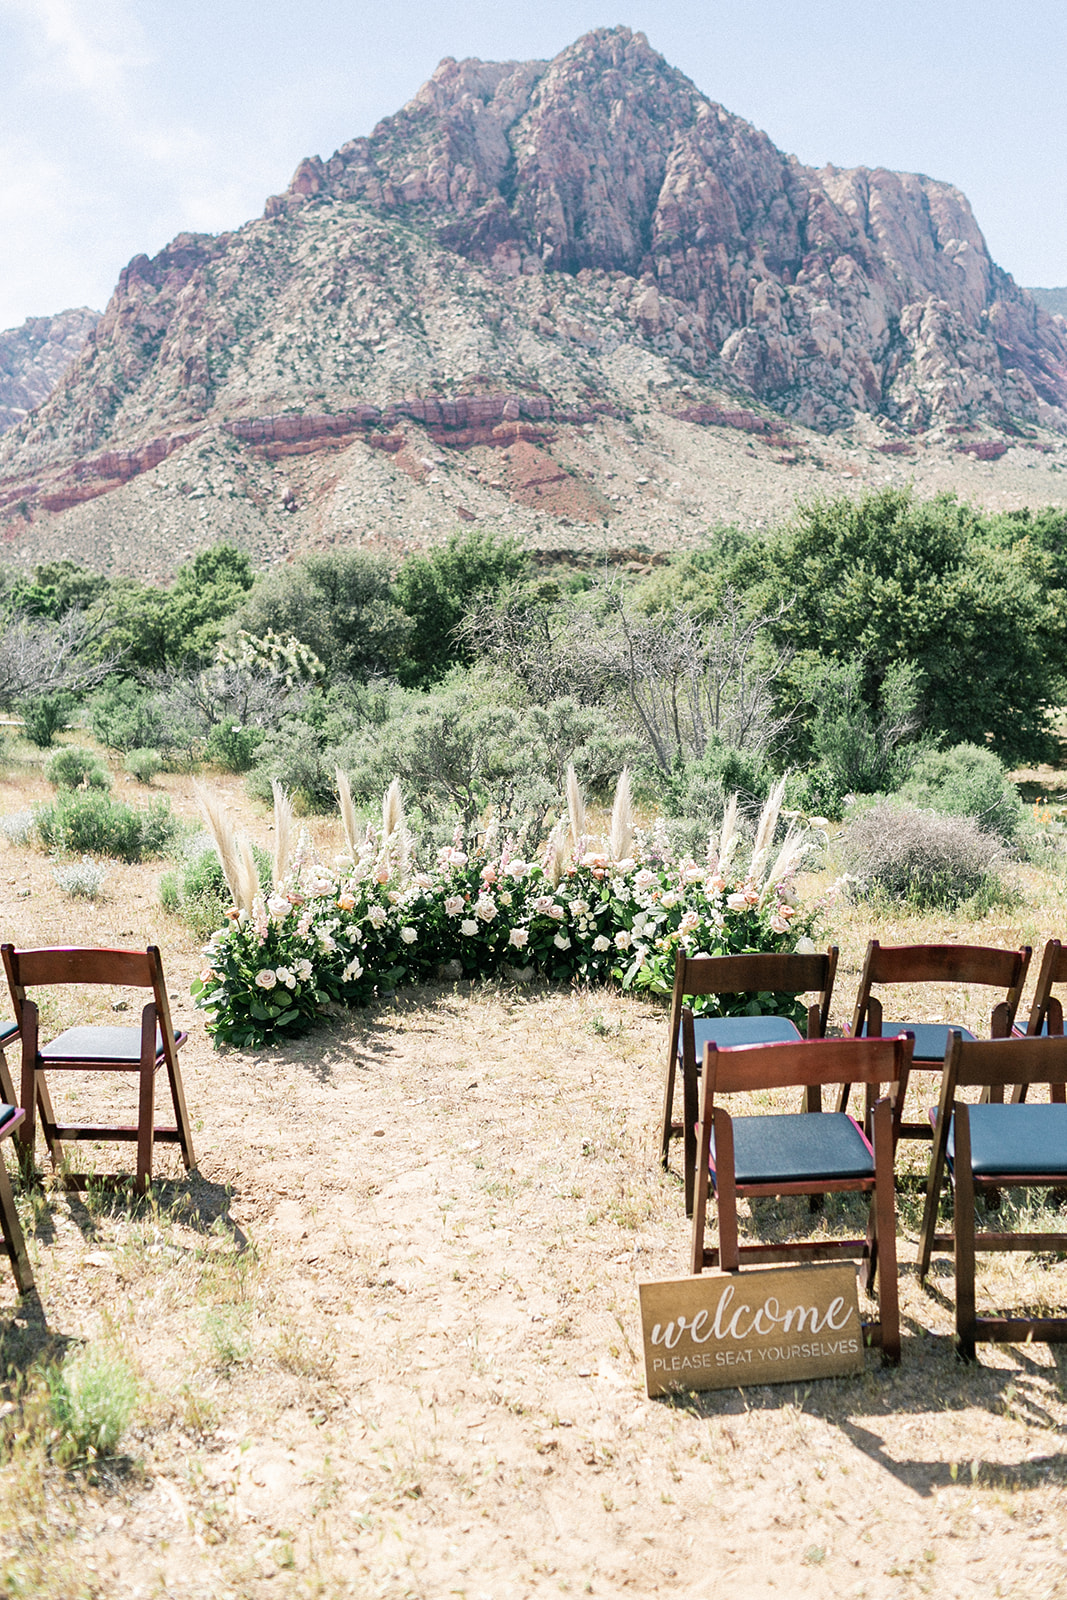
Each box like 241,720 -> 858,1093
917,1114 -> 951,1284
0,1144 -> 33,1293
682,1055 -> 698,1219
165,1054 -> 196,1171
0,1047 -> 15,1108
871,1099 -> 900,1364
136,1061 -> 156,1195
953,1107 -> 978,1362
660,1048 -> 678,1170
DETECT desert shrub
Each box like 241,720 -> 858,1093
90,679 -> 172,754
0,809 -> 35,846
245,718 -> 342,811
35,791 -> 180,862
123,747 -> 162,784
900,743 -> 1026,845
52,856 -> 107,898
204,718 -> 265,773
838,801 -> 1009,910
47,1345 -> 138,1466
17,691 -> 75,748
46,746 -> 111,792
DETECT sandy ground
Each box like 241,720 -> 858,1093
0,759 -> 1066,1597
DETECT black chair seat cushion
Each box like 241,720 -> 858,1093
947,1103 -> 1067,1177
41,1025 -> 168,1063
859,1020 -> 975,1061
713,1112 -> 875,1186
686,1015 -> 803,1058
0,1105 -> 16,1132
0,1021 -> 16,1046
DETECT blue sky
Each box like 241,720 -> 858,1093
1,0 -> 1064,328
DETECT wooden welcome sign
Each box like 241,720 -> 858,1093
639,1264 -> 864,1396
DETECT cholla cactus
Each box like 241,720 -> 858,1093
217,629 -> 326,686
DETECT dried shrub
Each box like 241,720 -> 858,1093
52,856 -> 107,899
839,801 -> 1009,911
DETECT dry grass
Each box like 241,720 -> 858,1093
0,739 -> 1066,1596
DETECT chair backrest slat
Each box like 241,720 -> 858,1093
1026,939 -> 1067,1034
706,1034 -> 912,1096
4,945 -> 157,990
865,942 -> 1026,988
679,950 -> 835,999
948,1033 -> 1067,1089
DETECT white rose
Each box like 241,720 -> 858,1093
475,896 -> 497,922
295,959 -> 313,981
726,892 -> 748,912
267,894 -> 290,923
400,926 -> 417,944
548,904 -> 566,921
444,895 -> 464,917
795,937 -> 817,956
343,957 -> 363,981
593,935 -> 611,953
553,933 -> 571,951
461,919 -> 478,937
255,969 -> 277,989
509,928 -> 529,948
368,904 -> 388,928
614,930 -> 632,950
275,966 -> 297,989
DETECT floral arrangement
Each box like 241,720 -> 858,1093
190,770 -> 824,1048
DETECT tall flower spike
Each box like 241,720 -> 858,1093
336,767 -> 359,856
271,780 -> 294,888
759,828 -> 811,907
609,767 -> 634,863
718,794 -> 740,876
566,765 -> 586,858
195,782 -> 242,908
382,778 -> 404,847
544,818 -> 566,888
751,776 -> 787,884
236,834 -> 261,916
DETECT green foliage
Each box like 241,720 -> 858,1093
90,679 -> 172,754
784,657 -> 924,816
47,1345 -> 138,1466
35,791 -> 180,862
204,718 -> 265,773
660,739 -> 778,851
123,747 -> 162,784
5,559 -> 109,621
900,743 -> 1026,844
233,549 -> 412,678
393,527 -> 529,686
839,800 -> 1010,911
95,544 -> 255,672
46,746 -> 111,792
713,489 -> 1064,762
17,692 -> 74,748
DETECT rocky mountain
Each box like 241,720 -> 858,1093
1,27 -> 1066,577
0,307 -> 99,436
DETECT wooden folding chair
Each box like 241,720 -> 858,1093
843,941 -> 1031,1140
690,1034 -> 913,1363
917,1033 -> 1067,1361
0,1104 -> 33,1294
1,945 -> 195,1194
659,947 -> 838,1216
0,1020 -> 18,1106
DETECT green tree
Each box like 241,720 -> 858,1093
716,490 -> 1063,762
393,528 -> 529,687
97,545 -> 256,672
233,549 -> 412,679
